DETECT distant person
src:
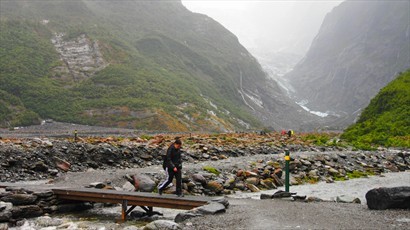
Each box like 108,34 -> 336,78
281,130 -> 287,135
158,139 -> 183,197
288,130 -> 293,138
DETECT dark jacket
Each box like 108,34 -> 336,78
165,144 -> 182,169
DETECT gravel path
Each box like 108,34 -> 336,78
182,198 -> 410,230
182,171 -> 410,230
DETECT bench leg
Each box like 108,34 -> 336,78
121,200 -> 128,221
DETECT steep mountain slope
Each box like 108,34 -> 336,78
342,70 -> 410,148
0,0 -> 306,131
285,0 -> 410,127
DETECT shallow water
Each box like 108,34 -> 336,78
229,171 -> 410,204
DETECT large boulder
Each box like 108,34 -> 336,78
366,186 -> 410,210
12,205 -> 43,218
132,174 -> 156,192
1,194 -> 38,205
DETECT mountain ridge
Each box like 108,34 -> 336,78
1,0 -> 309,131
285,0 -> 410,128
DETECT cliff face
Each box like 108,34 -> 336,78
0,0 -> 308,131
285,0 -> 410,127
51,33 -> 107,82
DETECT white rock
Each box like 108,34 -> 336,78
36,216 -> 63,227
143,220 -> 181,230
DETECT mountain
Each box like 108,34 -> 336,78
0,0 -> 307,131
285,0 -> 410,128
341,70 -> 410,148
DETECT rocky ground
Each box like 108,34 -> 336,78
1,128 -> 409,229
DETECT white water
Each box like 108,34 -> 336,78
296,100 -> 329,118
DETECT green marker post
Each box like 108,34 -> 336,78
285,150 -> 290,192
74,130 -> 78,142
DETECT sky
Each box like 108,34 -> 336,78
181,0 -> 343,58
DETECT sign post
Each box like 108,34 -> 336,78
285,150 -> 290,192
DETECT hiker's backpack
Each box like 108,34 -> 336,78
162,150 -> 173,170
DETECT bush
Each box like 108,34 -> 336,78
203,166 -> 220,176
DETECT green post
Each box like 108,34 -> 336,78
74,130 -> 78,142
285,150 -> 290,192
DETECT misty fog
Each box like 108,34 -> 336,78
182,0 -> 342,72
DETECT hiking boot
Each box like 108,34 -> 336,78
158,189 -> 163,195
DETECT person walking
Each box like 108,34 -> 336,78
158,139 -> 184,197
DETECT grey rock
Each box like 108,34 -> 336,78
336,195 -> 361,204
143,220 -> 181,230
12,205 -> 43,218
36,216 -> 64,227
338,153 -> 347,159
88,182 -> 106,189
1,194 -> 38,205
328,168 -> 339,175
0,201 -> 13,222
211,197 -> 229,208
56,203 -> 93,213
245,177 -> 259,186
133,174 -> 156,192
122,182 -> 136,192
33,190 -> 54,198
290,176 -> 299,185
234,181 -> 246,190
260,193 -> 273,200
308,169 -> 318,177
43,140 -> 53,147
196,202 -> 226,215
272,190 -> 293,198
33,161 -> 49,172
306,196 -> 324,202
174,212 -> 201,223
122,226 -> 140,230
191,174 -> 207,186
300,159 -> 311,166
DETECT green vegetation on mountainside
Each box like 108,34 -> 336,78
0,0 -> 263,131
0,20 -> 79,126
342,70 -> 410,148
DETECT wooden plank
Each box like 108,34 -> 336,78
52,188 -> 210,210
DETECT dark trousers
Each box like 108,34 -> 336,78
158,167 -> 182,195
